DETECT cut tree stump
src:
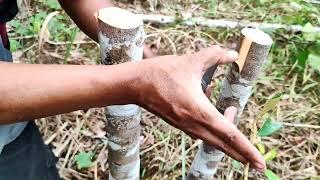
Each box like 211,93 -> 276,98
97,7 -> 144,180
187,28 -> 273,180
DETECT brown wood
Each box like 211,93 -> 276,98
97,7 -> 144,180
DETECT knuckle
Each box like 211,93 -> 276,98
225,131 -> 237,143
212,46 -> 225,59
216,142 -> 228,153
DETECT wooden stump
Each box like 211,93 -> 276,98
187,28 -> 273,180
97,7 -> 144,180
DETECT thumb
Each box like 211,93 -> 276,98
143,45 -> 156,59
194,45 -> 238,70
224,106 -> 238,123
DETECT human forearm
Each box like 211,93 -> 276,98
58,1 -> 156,58
0,46 -> 266,170
58,0 -> 113,41
0,63 -> 139,124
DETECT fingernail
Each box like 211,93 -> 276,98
228,106 -> 237,112
254,162 -> 266,172
227,50 -> 238,61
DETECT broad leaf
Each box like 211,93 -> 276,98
258,95 -> 282,117
9,40 -> 21,52
258,118 -> 282,137
307,53 -> 320,72
75,152 -> 93,169
302,23 -> 319,41
264,149 -> 278,161
264,169 -> 280,180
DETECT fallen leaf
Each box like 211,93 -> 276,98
258,118 -> 282,137
264,169 -> 280,180
75,152 -> 94,169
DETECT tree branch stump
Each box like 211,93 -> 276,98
97,7 -> 144,180
187,28 -> 273,180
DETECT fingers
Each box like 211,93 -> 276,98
195,94 -> 265,171
143,45 -> 156,59
224,106 -> 237,122
198,127 -> 248,164
195,106 -> 252,167
194,45 -> 238,70
206,106 -> 266,171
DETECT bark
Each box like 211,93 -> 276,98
97,7 -> 144,180
187,28 -> 273,180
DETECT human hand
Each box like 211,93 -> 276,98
134,45 -> 265,171
143,45 -> 156,59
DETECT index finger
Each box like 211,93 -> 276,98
197,95 -> 265,171
194,45 -> 238,70
207,105 -> 266,171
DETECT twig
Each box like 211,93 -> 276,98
60,116 -> 85,173
243,164 -> 250,180
39,11 -> 59,56
244,116 -> 260,180
138,14 -> 320,32
282,122 -> 320,129
45,39 -> 97,45
181,132 -> 186,180
45,122 -> 68,144
140,136 -> 170,154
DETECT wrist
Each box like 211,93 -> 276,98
127,61 -> 146,105
106,62 -> 145,105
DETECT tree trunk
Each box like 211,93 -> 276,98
97,7 -> 144,180
187,28 -> 273,180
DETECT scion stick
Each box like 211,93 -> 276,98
187,28 -> 273,180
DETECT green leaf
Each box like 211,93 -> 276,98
302,23 -> 319,41
9,39 -> 21,52
258,95 -> 282,117
263,149 -> 278,161
30,12 -> 47,34
75,152 -> 93,169
296,50 -> 309,68
307,53 -> 320,72
264,169 -> 280,180
256,143 -> 266,155
46,0 -> 61,10
258,118 -> 282,137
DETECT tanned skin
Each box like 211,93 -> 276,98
0,0 -> 265,171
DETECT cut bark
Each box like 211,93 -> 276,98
97,7 -> 144,180
187,28 -> 273,180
